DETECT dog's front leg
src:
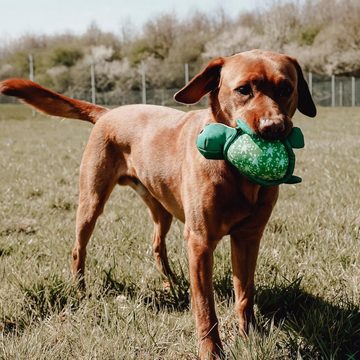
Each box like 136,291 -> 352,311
230,186 -> 279,336
185,228 -> 223,359
230,231 -> 261,336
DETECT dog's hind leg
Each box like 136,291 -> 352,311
124,179 -> 175,280
72,141 -> 119,289
150,201 -> 174,280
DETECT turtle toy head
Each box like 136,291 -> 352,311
196,119 -> 304,186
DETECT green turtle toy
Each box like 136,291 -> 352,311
196,119 -> 305,186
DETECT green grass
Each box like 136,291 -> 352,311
0,104 -> 359,359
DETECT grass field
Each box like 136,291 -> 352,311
0,104 -> 359,359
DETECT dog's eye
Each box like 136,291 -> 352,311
279,83 -> 293,97
236,84 -> 252,96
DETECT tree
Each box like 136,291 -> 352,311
51,48 -> 83,67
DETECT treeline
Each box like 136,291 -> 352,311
0,0 -> 359,99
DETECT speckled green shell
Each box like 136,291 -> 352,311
226,134 -> 289,181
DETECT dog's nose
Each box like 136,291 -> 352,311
259,118 -> 286,139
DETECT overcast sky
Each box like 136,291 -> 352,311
0,0 -> 261,40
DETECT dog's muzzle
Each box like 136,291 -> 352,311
258,117 -> 291,140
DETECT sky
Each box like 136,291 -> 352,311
0,0 -> 260,41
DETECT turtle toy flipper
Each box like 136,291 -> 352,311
285,175 -> 302,184
287,127 -> 305,149
196,123 -> 236,160
283,127 -> 304,184
196,119 -> 305,186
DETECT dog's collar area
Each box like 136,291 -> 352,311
196,119 -> 305,186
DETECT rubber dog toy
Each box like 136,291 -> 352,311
196,119 -> 305,186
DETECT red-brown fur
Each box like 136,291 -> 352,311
0,50 -> 316,359
0,78 -> 107,123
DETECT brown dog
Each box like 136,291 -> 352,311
0,50 -> 316,359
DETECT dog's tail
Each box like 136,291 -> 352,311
0,78 -> 108,124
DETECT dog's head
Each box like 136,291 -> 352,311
174,50 -> 316,140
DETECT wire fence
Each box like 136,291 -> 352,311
92,74 -> 359,107
311,73 -> 360,107
0,56 -> 359,107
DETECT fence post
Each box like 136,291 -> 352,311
28,54 -> 34,81
141,61 -> 146,104
308,71 -> 313,95
161,89 -> 165,106
185,63 -> 189,84
28,54 -> 35,117
351,77 -> 356,107
331,75 -> 335,107
90,60 -> 96,104
339,81 -> 343,107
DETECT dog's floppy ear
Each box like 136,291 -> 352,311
291,58 -> 317,117
174,58 -> 224,104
